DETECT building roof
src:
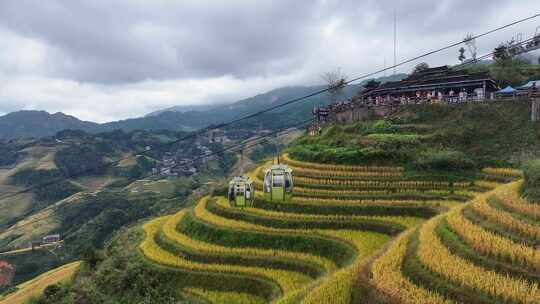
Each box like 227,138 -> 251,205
361,65 -> 499,97
517,80 -> 540,90
497,86 -> 516,94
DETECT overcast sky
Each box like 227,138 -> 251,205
0,1 -> 539,122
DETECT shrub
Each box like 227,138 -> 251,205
366,134 -> 420,145
34,180 -> 82,202
521,159 -> 540,201
249,142 -> 280,162
415,150 -> 475,171
0,145 -> 18,166
10,168 -> 63,186
365,120 -> 398,134
55,145 -> 107,177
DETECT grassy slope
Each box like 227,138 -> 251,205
0,146 -> 58,227
289,102 -> 540,169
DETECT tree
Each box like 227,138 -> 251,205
364,79 -> 381,90
412,62 -> 429,74
43,284 -> 61,299
464,33 -> 477,61
493,44 -> 511,63
81,246 -> 103,269
321,68 -> 348,103
458,47 -> 466,63
490,42 -> 529,86
538,56 -> 540,65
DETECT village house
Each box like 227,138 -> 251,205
43,234 -> 61,244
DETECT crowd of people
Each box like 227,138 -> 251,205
311,83 -> 540,126
363,87 -> 489,107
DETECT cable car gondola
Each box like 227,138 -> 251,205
263,162 -> 293,203
228,176 -> 254,207
228,148 -> 254,207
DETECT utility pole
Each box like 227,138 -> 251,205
393,11 -> 397,76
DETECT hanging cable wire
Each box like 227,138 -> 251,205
0,119 -> 311,235
1,13 -> 539,201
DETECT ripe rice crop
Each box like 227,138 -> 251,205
482,168 -> 523,179
0,261 -> 81,304
185,288 -> 266,304
301,230 -> 389,304
293,187 -> 389,196
140,217 -> 312,295
162,207 -> 336,272
473,180 -> 501,191
472,192 -> 540,240
194,197 -> 301,235
294,177 -> 471,190
291,166 -> 403,180
371,230 -> 452,304
290,196 -> 454,208
495,181 -> 540,221
417,214 -> 540,304
215,197 -> 423,228
447,202 -> 540,271
281,154 -> 404,173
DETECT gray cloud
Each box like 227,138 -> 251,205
0,0 -> 539,121
0,1 -> 320,83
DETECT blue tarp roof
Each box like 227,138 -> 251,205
496,86 -> 516,94
517,80 -> 540,90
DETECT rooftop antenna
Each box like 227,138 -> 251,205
393,10 -> 397,76
276,143 -> 281,164
240,148 -> 244,176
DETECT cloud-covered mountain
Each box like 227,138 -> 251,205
0,74 -> 406,139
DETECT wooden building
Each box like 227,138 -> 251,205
359,66 -> 499,104
42,234 -> 61,244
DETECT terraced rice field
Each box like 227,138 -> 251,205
369,170 -> 539,304
0,261 -> 80,304
139,154 -> 521,303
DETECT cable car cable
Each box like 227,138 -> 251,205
0,119 -> 311,234
0,14 -> 538,200
4,13 -> 537,200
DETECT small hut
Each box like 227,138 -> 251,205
42,234 -> 61,244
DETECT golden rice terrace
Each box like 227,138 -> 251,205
138,154 -> 531,303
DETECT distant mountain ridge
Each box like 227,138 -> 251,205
146,104 -> 228,117
0,74 -> 407,139
0,111 -> 103,139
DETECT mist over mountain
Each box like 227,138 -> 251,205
0,74 -> 406,139
145,104 -> 228,117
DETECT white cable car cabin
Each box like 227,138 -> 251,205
228,176 -> 254,207
263,164 -> 293,203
